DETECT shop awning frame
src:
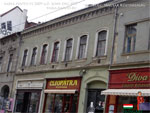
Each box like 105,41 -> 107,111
101,89 -> 150,96
44,89 -> 77,94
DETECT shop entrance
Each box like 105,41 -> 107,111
15,90 -> 41,113
44,93 -> 78,113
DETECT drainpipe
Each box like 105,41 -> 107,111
104,4 -> 119,113
11,32 -> 22,113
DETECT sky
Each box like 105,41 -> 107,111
0,0 -> 107,23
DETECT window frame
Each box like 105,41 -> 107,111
1,22 -> 6,29
76,34 -> 89,60
21,49 -> 28,67
93,29 -> 109,57
30,47 -> 38,66
7,54 -> 13,72
40,44 -> 48,65
123,24 -> 137,53
7,21 -> 12,31
63,38 -> 74,62
51,41 -> 60,63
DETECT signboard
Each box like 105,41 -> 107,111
109,68 -> 150,89
46,77 -> 81,90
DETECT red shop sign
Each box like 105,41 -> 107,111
109,68 -> 150,89
46,77 -> 81,90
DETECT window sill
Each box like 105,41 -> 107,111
92,55 -> 107,60
50,62 -> 59,65
74,58 -> 87,63
122,50 -> 150,56
61,60 -> 72,63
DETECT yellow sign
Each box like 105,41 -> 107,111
49,80 -> 78,86
127,73 -> 149,82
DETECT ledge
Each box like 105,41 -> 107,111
92,55 -> 107,60
74,58 -> 87,63
121,50 -> 150,56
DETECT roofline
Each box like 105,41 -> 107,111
0,6 -> 23,17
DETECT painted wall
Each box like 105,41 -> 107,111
0,7 -> 27,38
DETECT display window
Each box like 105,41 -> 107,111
14,90 -> 41,113
44,93 -> 78,113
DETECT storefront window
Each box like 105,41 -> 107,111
15,90 -> 41,113
44,94 -> 78,113
87,89 -> 105,113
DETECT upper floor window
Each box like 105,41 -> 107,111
7,54 -> 13,72
7,21 -> 12,31
51,42 -> 59,63
64,39 -> 73,61
22,49 -> 28,67
78,35 -> 87,59
30,47 -> 37,66
0,57 -> 3,72
1,23 -> 6,29
40,44 -> 48,64
96,30 -> 107,57
124,24 -> 137,53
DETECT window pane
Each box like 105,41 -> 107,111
7,21 -> 12,31
65,39 -> 73,61
44,94 -> 55,113
0,57 -> 3,71
22,49 -> 28,66
54,94 -> 63,113
30,47 -> 37,65
71,94 -> 78,113
40,44 -> 47,64
7,54 -> 13,72
96,31 -> 107,57
78,35 -> 87,59
125,24 -> 137,53
52,42 -> 59,62
1,23 -> 6,29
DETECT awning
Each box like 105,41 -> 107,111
101,89 -> 150,96
44,89 -> 77,94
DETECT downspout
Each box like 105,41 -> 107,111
11,32 -> 22,113
104,5 -> 119,113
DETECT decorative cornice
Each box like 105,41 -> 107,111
22,6 -> 114,38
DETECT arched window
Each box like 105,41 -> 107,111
78,35 -> 87,59
96,31 -> 107,57
30,47 -> 37,66
22,49 -> 28,67
1,85 -> 9,99
51,42 -> 59,62
64,39 -> 73,61
40,44 -> 48,64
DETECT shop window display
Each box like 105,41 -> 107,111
44,94 -> 78,113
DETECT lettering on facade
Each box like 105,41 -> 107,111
49,80 -> 78,87
127,73 -> 149,82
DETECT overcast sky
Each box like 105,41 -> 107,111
0,0 -> 107,23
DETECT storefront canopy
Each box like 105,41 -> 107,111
44,89 -> 77,94
101,89 -> 150,96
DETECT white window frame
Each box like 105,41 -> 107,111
93,28 -> 109,57
21,48 -> 29,67
30,46 -> 38,66
76,33 -> 89,59
50,40 -> 61,63
62,37 -> 74,61
39,43 -> 49,65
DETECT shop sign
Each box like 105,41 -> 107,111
17,80 -> 43,89
127,73 -> 149,82
47,78 -> 81,89
109,68 -> 150,89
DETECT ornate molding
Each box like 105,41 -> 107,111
0,49 -> 5,55
8,46 -> 16,52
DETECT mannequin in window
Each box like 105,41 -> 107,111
137,91 -> 144,110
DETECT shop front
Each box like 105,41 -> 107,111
102,67 -> 150,113
43,77 -> 81,113
14,79 -> 44,113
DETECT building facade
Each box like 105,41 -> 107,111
0,33 -> 21,113
102,0 -> 150,112
12,0 -> 118,113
